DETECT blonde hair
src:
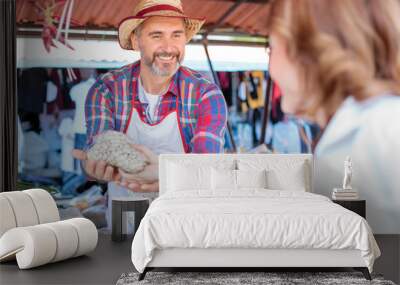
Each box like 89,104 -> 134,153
267,0 -> 400,120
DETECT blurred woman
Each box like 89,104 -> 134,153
267,0 -> 400,234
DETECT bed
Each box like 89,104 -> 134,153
131,154 -> 380,281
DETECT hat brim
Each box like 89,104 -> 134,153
118,14 -> 205,50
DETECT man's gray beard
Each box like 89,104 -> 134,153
150,61 -> 180,77
143,56 -> 181,77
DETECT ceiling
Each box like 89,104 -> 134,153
16,0 -> 271,37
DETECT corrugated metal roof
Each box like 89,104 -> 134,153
16,0 -> 270,37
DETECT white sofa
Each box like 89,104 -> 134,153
0,189 -> 98,269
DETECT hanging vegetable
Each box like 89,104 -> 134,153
31,0 -> 78,53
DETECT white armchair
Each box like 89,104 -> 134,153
0,189 -> 98,269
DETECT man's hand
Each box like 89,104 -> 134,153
117,144 -> 159,192
122,144 -> 159,183
72,149 -> 120,183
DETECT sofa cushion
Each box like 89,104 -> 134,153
0,218 -> 97,269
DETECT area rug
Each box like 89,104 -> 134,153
116,271 -> 396,285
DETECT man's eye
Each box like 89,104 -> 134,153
152,35 -> 160,39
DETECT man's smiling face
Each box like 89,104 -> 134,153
132,16 -> 187,77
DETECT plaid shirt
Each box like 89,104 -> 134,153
85,61 -> 227,153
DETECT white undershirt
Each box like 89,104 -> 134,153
144,91 -> 160,121
138,78 -> 164,122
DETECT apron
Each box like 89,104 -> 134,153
106,79 -> 186,232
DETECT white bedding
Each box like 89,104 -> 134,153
131,190 -> 380,273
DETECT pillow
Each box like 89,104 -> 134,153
166,158 -> 236,193
211,169 -> 268,191
266,163 -> 307,191
211,168 -> 236,190
237,158 -> 309,191
236,169 -> 267,189
167,162 -> 211,191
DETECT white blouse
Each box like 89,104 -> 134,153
314,94 -> 400,234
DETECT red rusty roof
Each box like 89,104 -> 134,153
16,0 -> 271,37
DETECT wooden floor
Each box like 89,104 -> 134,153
0,234 -> 398,285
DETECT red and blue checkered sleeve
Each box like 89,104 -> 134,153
85,79 -> 115,148
192,86 -> 228,153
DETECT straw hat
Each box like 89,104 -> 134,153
118,0 -> 205,50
